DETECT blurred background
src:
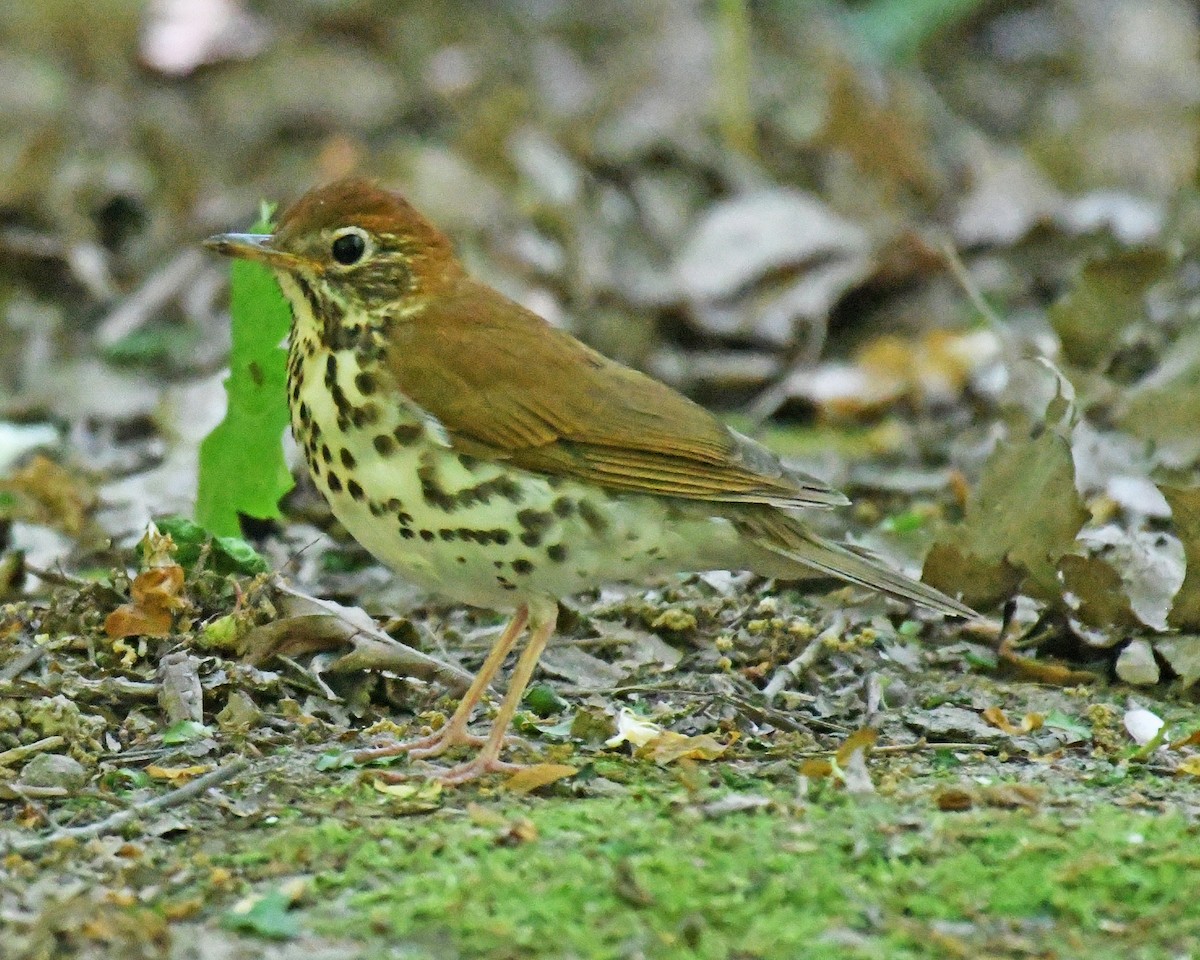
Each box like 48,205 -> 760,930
0,0 -> 1197,612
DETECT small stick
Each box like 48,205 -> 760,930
1,756 -> 249,856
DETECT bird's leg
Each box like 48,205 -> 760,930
354,605 -> 529,765
437,601 -> 559,785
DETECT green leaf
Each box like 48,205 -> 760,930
923,428 -> 1088,607
315,750 -> 357,771
524,683 -> 569,718
1049,248 -> 1170,370
1043,710 -> 1092,742
162,720 -> 210,745
845,0 -> 989,63
221,888 -> 302,940
155,515 -> 269,574
196,208 -> 294,537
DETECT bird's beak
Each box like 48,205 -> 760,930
202,232 -> 308,271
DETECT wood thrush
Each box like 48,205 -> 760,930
205,178 -> 977,784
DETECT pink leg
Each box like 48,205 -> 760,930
435,601 -> 559,785
354,606 -> 529,765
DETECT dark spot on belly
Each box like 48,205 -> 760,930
546,543 -> 568,563
354,371 -> 376,395
369,501 -> 386,517
419,529 -> 435,542
310,421 -> 322,440
517,509 -> 553,533
350,404 -> 379,428
327,472 -> 343,493
373,434 -> 395,456
340,448 -> 356,469
394,423 -> 422,446
457,556 -> 466,564
400,528 -> 415,539
512,559 -> 534,575
517,509 -> 554,547
439,528 -> 457,541
496,576 -> 518,591
458,454 -> 480,471
552,496 -> 575,518
321,444 -> 332,464
324,354 -> 338,386
578,500 -> 608,535
347,479 -> 365,501
418,462 -> 456,511
493,560 -> 504,569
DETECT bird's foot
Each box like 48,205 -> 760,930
355,724 -> 528,765
354,722 -> 485,764
435,755 -> 529,786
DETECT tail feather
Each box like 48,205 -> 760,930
736,510 -> 980,620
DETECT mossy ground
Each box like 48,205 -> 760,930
228,788 -> 1196,960
33,749 -> 1181,960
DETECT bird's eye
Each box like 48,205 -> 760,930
330,229 -> 369,265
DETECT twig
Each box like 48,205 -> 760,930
94,248 -> 208,347
602,684 -> 846,734
1,756 -> 249,856
762,614 -> 845,701
0,640 -> 50,682
0,736 -> 66,767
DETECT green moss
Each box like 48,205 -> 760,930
216,786 -> 1200,960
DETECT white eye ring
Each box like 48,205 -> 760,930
329,226 -> 372,266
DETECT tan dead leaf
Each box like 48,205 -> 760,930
800,758 -> 834,779
1169,730 -> 1200,750
834,728 -> 878,767
1176,756 -> 1200,777
982,707 -> 1043,734
0,454 -> 95,535
105,565 -> 187,639
982,707 -> 1016,733
146,764 -> 212,784
640,731 -> 727,766
998,644 -> 1098,686
371,778 -> 443,813
980,783 -> 1042,809
934,786 -> 975,811
503,763 -> 578,795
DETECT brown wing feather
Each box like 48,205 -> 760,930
386,278 -> 845,508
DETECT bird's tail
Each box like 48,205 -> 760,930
734,509 -> 980,620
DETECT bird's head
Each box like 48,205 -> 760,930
204,178 -> 461,319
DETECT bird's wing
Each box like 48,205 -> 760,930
384,278 -> 845,509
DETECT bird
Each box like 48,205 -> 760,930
204,177 -> 977,784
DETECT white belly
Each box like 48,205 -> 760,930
288,336 -> 744,609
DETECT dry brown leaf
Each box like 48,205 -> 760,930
998,643 -> 1098,686
980,783 -> 1042,809
0,454 -> 95,534
934,786 -> 975,811
834,727 -> 878,767
503,763 -> 578,794
639,731 -> 728,766
105,565 -> 187,639
146,764 -> 211,783
800,758 -> 833,779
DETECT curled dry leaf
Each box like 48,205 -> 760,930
981,707 -> 1043,735
0,454 -> 95,535
105,564 -> 187,639
503,763 -> 578,794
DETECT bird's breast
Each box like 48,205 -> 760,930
287,334 -> 746,609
